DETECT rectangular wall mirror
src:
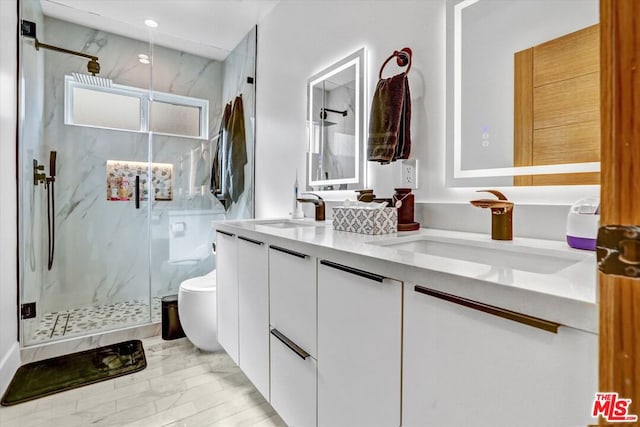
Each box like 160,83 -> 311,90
307,48 -> 365,191
446,0 -> 600,187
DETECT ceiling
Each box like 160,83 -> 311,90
40,0 -> 279,60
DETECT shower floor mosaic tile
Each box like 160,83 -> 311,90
30,297 -> 164,342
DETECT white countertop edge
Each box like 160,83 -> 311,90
214,219 -> 598,334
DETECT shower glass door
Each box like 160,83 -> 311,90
18,0 -> 153,346
147,27 -> 257,305
18,0 -> 257,347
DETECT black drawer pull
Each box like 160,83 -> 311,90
270,328 -> 310,360
269,245 -> 308,259
217,230 -> 235,237
414,285 -> 561,334
238,236 -> 263,245
320,260 -> 385,283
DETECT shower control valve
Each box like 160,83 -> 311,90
33,159 -> 46,186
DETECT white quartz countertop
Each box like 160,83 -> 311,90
214,218 -> 598,334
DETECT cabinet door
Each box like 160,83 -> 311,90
270,330 -> 317,427
403,283 -> 598,427
317,260 -> 402,427
269,245 -> 317,357
216,230 -> 238,364
238,236 -> 270,400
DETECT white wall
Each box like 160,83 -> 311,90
0,0 -> 21,396
256,0 -> 599,239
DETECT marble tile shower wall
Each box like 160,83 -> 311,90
32,16 -> 227,317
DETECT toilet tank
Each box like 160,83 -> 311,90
168,210 -> 225,264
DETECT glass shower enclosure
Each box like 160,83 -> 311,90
18,0 -> 255,346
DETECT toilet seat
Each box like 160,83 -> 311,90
180,274 -> 216,292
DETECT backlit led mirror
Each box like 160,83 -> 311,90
446,0 -> 600,187
307,48 -> 365,191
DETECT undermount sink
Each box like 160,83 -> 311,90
368,236 -> 588,274
255,220 -> 322,229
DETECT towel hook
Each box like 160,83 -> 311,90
378,47 -> 412,79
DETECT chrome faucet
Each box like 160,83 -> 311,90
297,193 -> 325,221
470,190 -> 514,240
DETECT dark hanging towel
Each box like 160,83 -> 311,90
211,102 -> 232,209
227,94 -> 247,203
367,72 -> 412,164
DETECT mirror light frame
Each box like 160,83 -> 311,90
450,0 -> 600,181
306,48 -> 366,190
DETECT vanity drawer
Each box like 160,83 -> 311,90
270,330 -> 317,427
269,245 -> 317,358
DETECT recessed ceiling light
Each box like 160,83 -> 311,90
138,53 -> 150,64
144,19 -> 158,28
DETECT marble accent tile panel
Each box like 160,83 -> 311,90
1,336 -> 285,427
106,160 -> 173,201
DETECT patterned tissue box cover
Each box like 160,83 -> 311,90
332,206 -> 397,235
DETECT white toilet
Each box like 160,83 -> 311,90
178,269 -> 221,352
166,210 -> 224,352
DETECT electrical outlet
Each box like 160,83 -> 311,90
401,159 -> 418,189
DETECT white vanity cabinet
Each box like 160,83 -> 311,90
237,236 -> 270,401
268,245 -> 317,427
216,230 -> 239,364
402,282 -> 598,427
317,260 -> 402,427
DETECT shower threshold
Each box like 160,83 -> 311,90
28,297 -> 164,343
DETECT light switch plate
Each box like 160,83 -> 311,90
400,159 -> 418,189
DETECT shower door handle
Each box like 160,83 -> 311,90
135,175 -> 140,209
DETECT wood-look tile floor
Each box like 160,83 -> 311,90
0,336 -> 286,427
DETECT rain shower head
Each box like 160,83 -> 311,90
21,20 -> 106,78
87,58 -> 100,75
312,120 -> 337,127
72,72 -> 112,88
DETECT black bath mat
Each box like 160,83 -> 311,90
1,340 -> 146,406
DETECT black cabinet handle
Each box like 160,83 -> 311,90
414,285 -> 561,334
238,236 -> 264,245
269,245 -> 308,259
135,175 -> 140,209
270,328 -> 310,360
217,230 -> 235,237
320,259 -> 385,283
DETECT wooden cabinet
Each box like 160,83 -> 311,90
237,236 -> 270,400
402,282 -> 598,427
216,230 -> 239,364
317,260 -> 402,427
269,245 -> 317,427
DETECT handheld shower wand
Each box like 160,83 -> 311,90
45,151 -> 56,270
49,151 -> 56,179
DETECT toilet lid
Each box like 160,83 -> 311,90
180,272 -> 217,292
